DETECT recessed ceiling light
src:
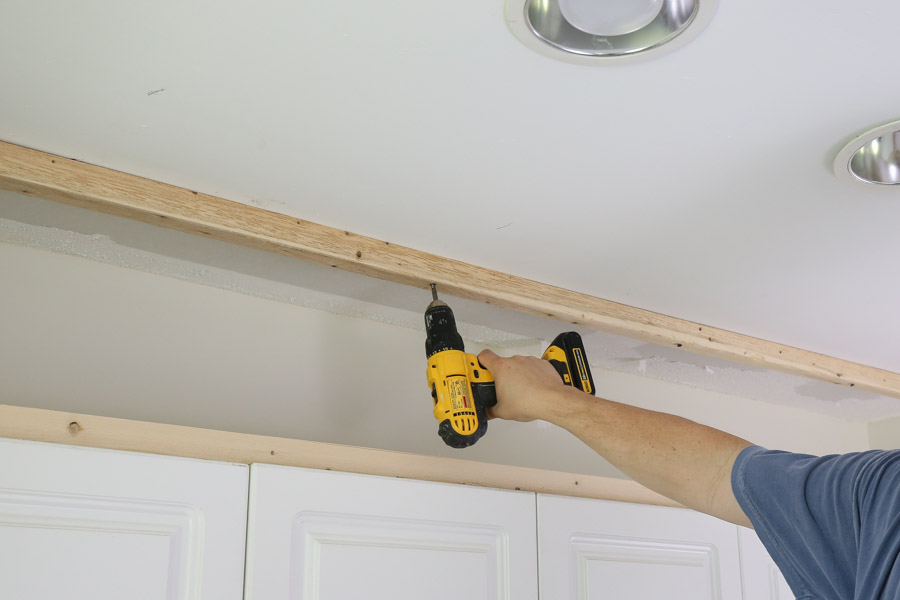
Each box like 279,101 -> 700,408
504,0 -> 718,65
833,119 -> 900,186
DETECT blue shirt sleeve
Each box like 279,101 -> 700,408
731,446 -> 900,600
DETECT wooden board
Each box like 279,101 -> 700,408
0,403 -> 677,507
1,140 -> 898,398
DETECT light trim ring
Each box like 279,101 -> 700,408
833,119 -> 900,186
505,0 -> 718,65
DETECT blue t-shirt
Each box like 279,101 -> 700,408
732,446 -> 900,599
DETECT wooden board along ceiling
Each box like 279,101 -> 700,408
1,0 -> 899,379
1,140 -> 898,399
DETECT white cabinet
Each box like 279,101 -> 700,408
244,463 -> 539,600
738,528 -> 793,600
0,438 -> 249,600
538,494 -> 744,600
1,435 -> 789,600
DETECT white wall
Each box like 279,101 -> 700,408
0,241 -> 874,479
869,417 -> 900,450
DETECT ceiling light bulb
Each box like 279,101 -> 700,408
557,0 -> 665,36
849,133 -> 900,185
833,120 -> 900,186
507,0 -> 716,65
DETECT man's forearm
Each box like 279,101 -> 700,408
546,387 -> 753,527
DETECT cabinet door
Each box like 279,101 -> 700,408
738,528 -> 793,600
245,463 -> 538,600
0,438 -> 249,600
538,494 -> 743,600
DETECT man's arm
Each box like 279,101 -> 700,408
478,349 -> 753,527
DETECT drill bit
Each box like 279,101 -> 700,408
427,283 -> 446,310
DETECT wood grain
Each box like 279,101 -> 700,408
2,140 -> 898,397
0,404 -> 677,507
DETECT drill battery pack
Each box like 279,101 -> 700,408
541,332 -> 595,396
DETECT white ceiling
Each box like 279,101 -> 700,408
1,0 -> 898,374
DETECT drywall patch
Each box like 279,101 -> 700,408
0,216 -> 538,349
631,343 -> 769,374
794,380 -> 873,403
576,330 -> 900,421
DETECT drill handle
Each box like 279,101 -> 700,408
470,382 -> 497,409
546,358 -> 571,383
464,353 -> 497,408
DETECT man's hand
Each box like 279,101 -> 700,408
477,347 -> 753,527
477,349 -> 573,422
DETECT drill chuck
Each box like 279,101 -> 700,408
425,283 -> 464,358
425,303 -> 465,358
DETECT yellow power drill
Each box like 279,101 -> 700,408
424,284 -> 595,448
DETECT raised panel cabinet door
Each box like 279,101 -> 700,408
245,463 -> 538,600
738,528 -> 793,600
0,438 -> 249,600
538,494 -> 743,600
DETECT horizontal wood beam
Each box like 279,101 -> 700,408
2,139 -> 898,398
0,404 -> 676,507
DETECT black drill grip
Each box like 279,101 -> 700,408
547,359 -> 570,383
470,381 -> 497,408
